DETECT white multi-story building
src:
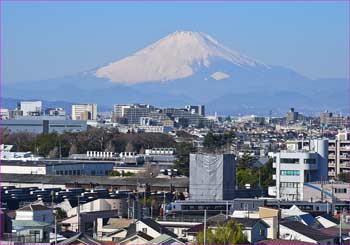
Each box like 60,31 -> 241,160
328,130 -> 350,178
270,139 -> 329,201
71,104 -> 97,120
113,104 -> 155,124
20,101 -> 42,116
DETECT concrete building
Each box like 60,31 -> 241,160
19,101 -> 42,116
72,104 -> 97,120
16,204 -> 53,224
1,160 -> 114,176
328,130 -> 350,178
270,139 -> 329,201
189,153 -> 236,200
113,104 -> 155,125
185,105 -> 205,117
0,108 -> 9,119
45,107 -> 66,117
303,181 -> 350,202
1,117 -> 87,134
286,108 -> 299,124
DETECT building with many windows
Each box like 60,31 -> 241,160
71,104 -> 97,120
19,101 -> 42,116
328,130 -> 350,178
269,139 -> 329,201
1,117 -> 87,134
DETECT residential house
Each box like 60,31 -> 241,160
280,221 -> 336,244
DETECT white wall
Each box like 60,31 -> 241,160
1,165 -> 46,175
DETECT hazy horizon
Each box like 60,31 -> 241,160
2,1 -> 349,84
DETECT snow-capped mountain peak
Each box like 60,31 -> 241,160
95,30 -> 270,84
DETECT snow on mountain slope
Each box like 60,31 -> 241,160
95,31 -> 270,84
211,71 -> 230,80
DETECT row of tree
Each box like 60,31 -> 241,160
2,128 -> 176,158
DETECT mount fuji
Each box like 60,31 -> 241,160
4,31 -> 347,115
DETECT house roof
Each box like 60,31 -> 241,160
17,204 -> 50,212
184,216 -> 269,234
233,218 -> 269,228
184,223 -> 204,233
120,231 -> 153,243
318,213 -> 340,225
148,234 -> 184,245
139,218 -> 177,238
256,239 -> 315,245
12,220 -> 51,227
58,232 -> 102,245
281,221 -> 335,241
106,218 -> 134,229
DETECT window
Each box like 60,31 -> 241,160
280,158 -> 299,164
280,170 -> 300,176
142,228 -> 147,233
280,182 -> 299,188
73,170 -> 76,175
304,159 -> 316,164
335,188 -> 347,194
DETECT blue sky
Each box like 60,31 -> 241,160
2,1 -> 349,83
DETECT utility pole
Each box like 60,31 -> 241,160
226,201 -> 228,219
54,214 -> 57,245
339,210 -> 343,245
163,192 -> 166,221
77,195 -> 81,232
203,209 -> 207,245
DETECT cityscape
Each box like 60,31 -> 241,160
1,1 -> 350,245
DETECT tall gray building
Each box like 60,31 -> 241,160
189,153 -> 236,201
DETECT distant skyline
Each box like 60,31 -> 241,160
1,1 -> 349,83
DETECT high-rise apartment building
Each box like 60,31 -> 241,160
71,104 -> 97,120
286,108 -> 299,124
113,104 -> 155,125
328,130 -> 350,178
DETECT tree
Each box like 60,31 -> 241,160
69,144 -> 78,156
236,155 -> 274,188
48,147 -> 59,159
125,142 -> 135,152
54,207 -> 67,220
105,141 -> 115,152
173,142 -> 196,176
196,219 -> 248,244
139,146 -> 145,154
203,131 -> 235,152
338,172 -> 350,183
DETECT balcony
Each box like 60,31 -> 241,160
328,162 -> 336,167
328,171 -> 336,177
329,147 -> 336,151
329,154 -> 336,159
340,162 -> 350,168
340,147 -> 350,151
340,155 -> 350,160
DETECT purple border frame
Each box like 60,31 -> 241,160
0,0 -> 349,244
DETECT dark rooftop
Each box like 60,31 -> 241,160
281,221 -> 335,241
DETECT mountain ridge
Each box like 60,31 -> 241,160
3,30 -> 348,114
